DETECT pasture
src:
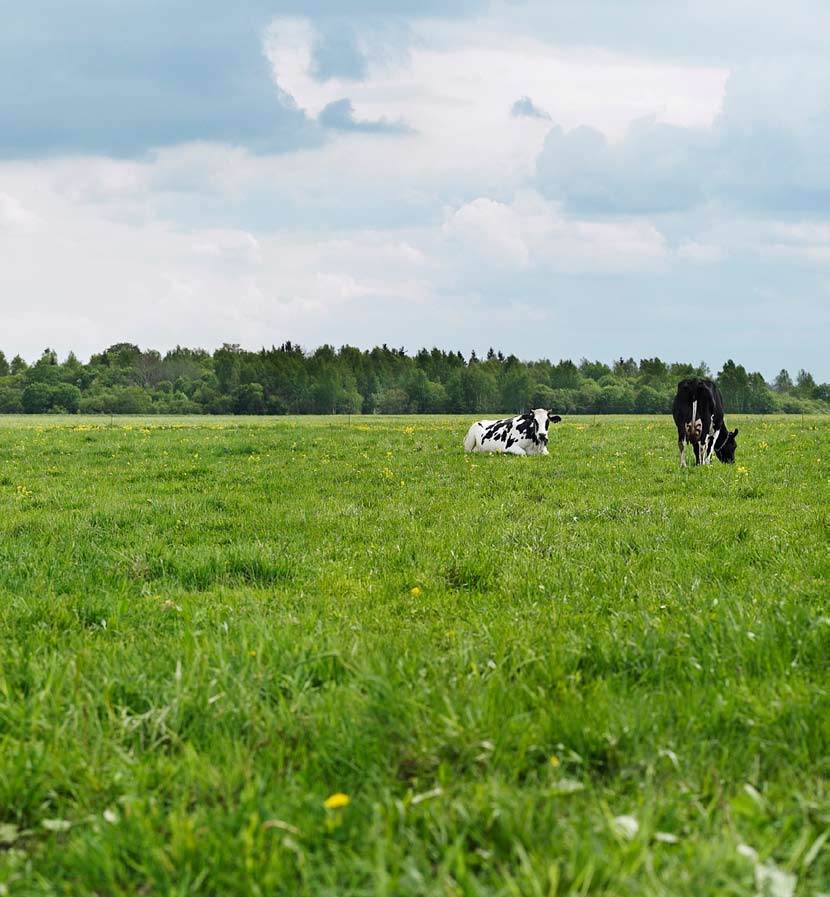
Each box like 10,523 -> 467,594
1,414 -> 829,896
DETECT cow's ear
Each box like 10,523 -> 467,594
548,413 -> 562,424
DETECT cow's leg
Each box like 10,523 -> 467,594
703,430 -> 715,464
504,443 -> 527,456
706,429 -> 719,464
679,438 -> 687,468
703,417 -> 715,464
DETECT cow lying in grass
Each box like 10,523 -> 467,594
463,409 -> 562,455
672,378 -> 738,467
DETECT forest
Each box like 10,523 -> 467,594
0,342 -> 827,415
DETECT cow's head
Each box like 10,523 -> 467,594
716,428 -> 739,463
525,408 -> 562,445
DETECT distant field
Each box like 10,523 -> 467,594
2,414 -> 829,896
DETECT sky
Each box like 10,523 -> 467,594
2,0 -> 830,378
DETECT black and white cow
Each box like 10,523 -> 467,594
463,409 -> 562,455
672,378 -> 738,467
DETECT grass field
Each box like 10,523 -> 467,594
1,413 -> 829,896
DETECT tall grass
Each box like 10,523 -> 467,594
1,415 -> 829,895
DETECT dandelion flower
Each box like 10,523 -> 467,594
410,586 -> 422,598
249,650 -> 257,657
324,793 -> 350,810
550,755 -> 560,768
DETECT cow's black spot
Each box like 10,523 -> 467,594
515,413 -> 537,440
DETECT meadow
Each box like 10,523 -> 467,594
1,413 -> 829,896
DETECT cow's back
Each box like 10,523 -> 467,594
673,378 -> 725,428
673,379 -> 699,427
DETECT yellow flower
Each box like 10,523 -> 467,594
410,586 -> 422,598
550,755 -> 560,768
324,793 -> 350,810
737,466 -> 748,475
249,650 -> 257,657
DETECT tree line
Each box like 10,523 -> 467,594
0,343 -> 827,416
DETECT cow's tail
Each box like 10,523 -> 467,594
463,425 -> 479,453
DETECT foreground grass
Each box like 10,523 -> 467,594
1,414 -> 829,896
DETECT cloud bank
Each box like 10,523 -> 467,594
2,2 -> 830,378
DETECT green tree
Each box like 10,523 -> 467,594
550,388 -> 579,414
579,359 -> 612,381
550,360 -> 581,389
311,372 -> 338,413
423,381 -> 448,413
501,368 -> 533,411
634,385 -> 665,413
773,369 -> 793,393
597,384 -> 635,413
231,383 -> 267,414
336,389 -> 363,414
21,382 -> 53,413
50,384 -> 82,413
446,367 -> 496,413
112,386 -> 153,413
746,373 -> 775,412
0,387 -> 22,412
214,344 -> 243,393
405,369 -> 430,413
576,380 -> 601,413
26,349 -> 63,385
795,369 -> 817,398
613,357 -> 638,378
717,360 -> 750,412
104,343 -> 141,368
374,387 -> 410,414
638,357 -> 668,386
531,384 -> 556,409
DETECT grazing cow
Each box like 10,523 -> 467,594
463,409 -> 562,455
672,378 -> 738,467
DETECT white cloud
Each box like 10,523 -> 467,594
0,192 -> 41,234
3,11 -> 830,379
442,194 -> 667,276
675,240 -> 723,263
267,17 -> 727,134
265,15 -> 727,204
442,198 -> 531,269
